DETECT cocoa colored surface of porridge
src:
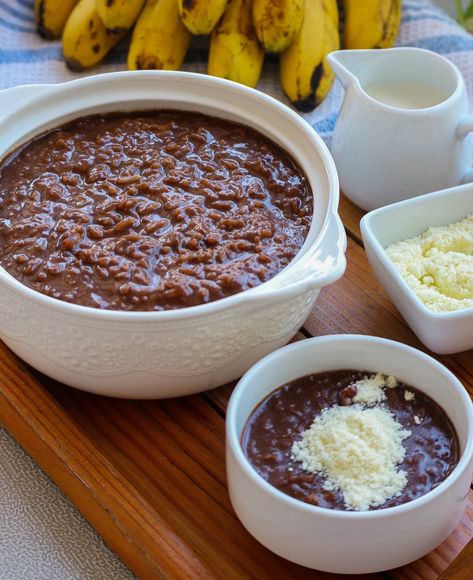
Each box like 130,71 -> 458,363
242,370 -> 459,511
0,111 -> 312,311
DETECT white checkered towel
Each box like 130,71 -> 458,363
1,0 -> 472,146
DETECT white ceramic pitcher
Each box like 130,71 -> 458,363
328,48 -> 473,211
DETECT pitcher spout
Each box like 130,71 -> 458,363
327,50 -> 364,89
328,48 -> 394,90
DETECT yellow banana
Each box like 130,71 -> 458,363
280,0 -> 339,112
343,0 -> 402,49
177,0 -> 228,35
96,0 -> 146,32
128,0 -> 191,70
252,0 -> 304,54
208,0 -> 264,88
63,0 -> 126,71
34,0 -> 78,39
96,0 -> 146,31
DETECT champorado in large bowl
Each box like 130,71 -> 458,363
0,71 -> 345,398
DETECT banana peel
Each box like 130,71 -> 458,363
208,0 -> 264,88
343,0 -> 402,49
178,0 -> 228,35
280,0 -> 339,112
96,0 -> 146,32
128,0 -> 191,70
63,0 -> 126,71
35,0 -> 78,39
252,0 -> 304,53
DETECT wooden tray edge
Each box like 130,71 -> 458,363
0,344 -> 204,579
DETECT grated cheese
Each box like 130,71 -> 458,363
385,214 -> 473,312
386,375 -> 398,388
351,373 -> 399,405
404,390 -> 415,401
414,415 -> 422,425
291,405 -> 411,511
352,373 -> 386,404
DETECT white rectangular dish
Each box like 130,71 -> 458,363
360,182 -> 473,354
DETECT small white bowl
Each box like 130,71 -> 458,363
226,335 -> 473,574
361,183 -> 473,354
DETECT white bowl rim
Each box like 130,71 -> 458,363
360,182 -> 473,321
227,333 -> 473,520
0,70 -> 342,321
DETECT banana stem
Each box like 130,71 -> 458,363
456,0 -> 465,25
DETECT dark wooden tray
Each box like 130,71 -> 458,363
0,196 -> 471,579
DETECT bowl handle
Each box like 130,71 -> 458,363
297,213 -> 347,289
0,84 -> 54,123
243,213 -> 347,308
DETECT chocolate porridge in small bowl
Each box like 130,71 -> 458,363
226,335 -> 473,574
0,71 -> 345,398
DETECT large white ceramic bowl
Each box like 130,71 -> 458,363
0,71 -> 346,398
226,335 -> 473,574
361,183 -> 473,354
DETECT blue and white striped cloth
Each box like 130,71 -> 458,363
1,0 -> 472,146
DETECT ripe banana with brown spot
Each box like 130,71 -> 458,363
343,0 -> 402,49
62,0 -> 126,71
177,0 -> 228,35
280,0 -> 339,112
128,0 -> 191,70
252,0 -> 304,54
34,0 -> 78,39
208,0 -> 264,88
96,0 -> 146,32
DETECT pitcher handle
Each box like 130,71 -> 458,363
457,114 -> 473,183
457,114 -> 473,137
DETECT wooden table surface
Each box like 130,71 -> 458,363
0,194 -> 472,579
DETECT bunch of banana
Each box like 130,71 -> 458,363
343,0 -> 402,50
34,0 -> 403,112
280,0 -> 339,112
177,0 -> 228,36
34,0 -> 78,39
208,0 -> 264,89
128,0 -> 191,70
